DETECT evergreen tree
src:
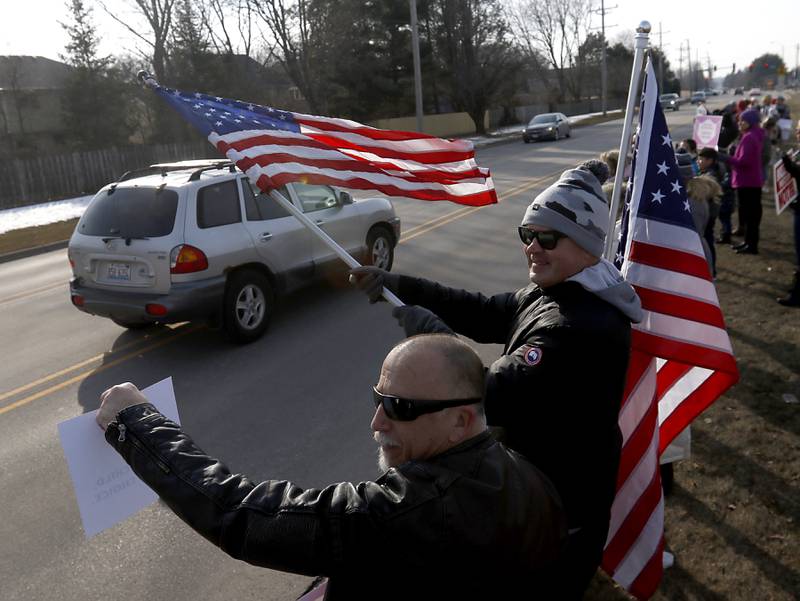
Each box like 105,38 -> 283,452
60,0 -> 134,150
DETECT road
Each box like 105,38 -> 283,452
0,98 -> 713,601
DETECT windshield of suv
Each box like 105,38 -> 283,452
530,114 -> 558,124
78,187 -> 179,238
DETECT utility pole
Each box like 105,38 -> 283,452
593,1 -> 616,116
657,22 -> 670,93
695,47 -> 700,90
409,0 -> 424,133
685,40 -> 691,92
796,43 -> 799,84
678,41 -> 684,87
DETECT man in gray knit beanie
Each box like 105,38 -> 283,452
350,158 -> 642,600
521,160 -> 610,258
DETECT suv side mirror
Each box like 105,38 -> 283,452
339,191 -> 353,205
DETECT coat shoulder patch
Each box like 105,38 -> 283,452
519,344 -> 543,366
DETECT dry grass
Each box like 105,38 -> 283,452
0,218 -> 77,256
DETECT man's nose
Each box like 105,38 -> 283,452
526,237 -> 543,253
370,404 -> 389,432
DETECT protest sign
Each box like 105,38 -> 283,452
774,155 -> 799,215
692,115 -> 723,149
58,377 -> 179,538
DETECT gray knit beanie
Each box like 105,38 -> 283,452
521,160 -> 610,257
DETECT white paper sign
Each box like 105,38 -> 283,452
692,115 -> 723,149
58,377 -> 180,538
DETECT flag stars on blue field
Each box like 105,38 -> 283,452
651,189 -> 665,204
656,161 -> 669,175
661,133 -> 671,146
671,180 -> 683,194
683,199 -> 691,212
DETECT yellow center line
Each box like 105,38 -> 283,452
400,205 -> 477,237
402,206 -> 485,243
0,325 -> 192,409
399,167 -> 565,242
0,325 -> 201,416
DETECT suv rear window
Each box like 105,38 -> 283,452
197,180 -> 242,228
78,187 -> 179,237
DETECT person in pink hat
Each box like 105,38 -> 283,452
725,108 -> 766,254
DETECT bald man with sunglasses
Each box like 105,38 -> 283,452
350,160 -> 643,599
96,334 -> 565,600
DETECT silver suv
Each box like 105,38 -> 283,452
68,160 -> 400,342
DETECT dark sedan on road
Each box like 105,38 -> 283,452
660,93 -> 680,111
522,113 -> 571,143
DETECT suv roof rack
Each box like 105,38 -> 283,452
187,161 -> 237,181
115,160 -> 235,183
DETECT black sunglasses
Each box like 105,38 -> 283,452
372,387 -> 482,422
517,227 -> 566,250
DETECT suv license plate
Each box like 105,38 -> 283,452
107,262 -> 131,281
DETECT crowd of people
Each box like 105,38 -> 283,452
678,93 -> 799,306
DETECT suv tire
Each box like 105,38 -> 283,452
366,227 -> 394,271
223,269 -> 273,343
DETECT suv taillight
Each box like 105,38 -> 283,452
170,245 -> 209,274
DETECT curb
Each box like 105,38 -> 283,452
0,239 -> 70,264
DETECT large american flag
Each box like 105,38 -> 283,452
602,59 -> 739,598
144,77 -> 496,206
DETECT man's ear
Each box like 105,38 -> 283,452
448,408 -> 474,443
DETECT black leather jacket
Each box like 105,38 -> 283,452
107,404 -> 566,600
395,276 -> 632,542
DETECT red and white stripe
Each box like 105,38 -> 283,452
602,59 -> 739,599
207,113 -> 497,207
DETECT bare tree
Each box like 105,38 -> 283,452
248,0 -> 340,114
505,0 -> 594,102
432,0 -> 520,134
100,0 -> 177,81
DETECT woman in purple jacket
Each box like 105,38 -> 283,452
726,109 -> 766,254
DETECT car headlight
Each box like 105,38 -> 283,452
547,127 -> 555,131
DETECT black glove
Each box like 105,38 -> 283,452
392,305 -> 454,337
348,266 -> 400,303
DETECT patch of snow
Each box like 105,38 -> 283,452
0,195 -> 94,235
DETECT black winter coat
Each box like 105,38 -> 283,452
396,276 -> 632,541
106,405 -> 566,600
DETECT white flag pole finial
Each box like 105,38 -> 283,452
137,70 -> 159,89
604,21 -> 652,261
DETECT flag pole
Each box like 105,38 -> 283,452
135,70 -> 403,307
264,189 -> 404,306
603,21 -> 652,261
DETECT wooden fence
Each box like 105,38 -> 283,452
0,142 -> 221,210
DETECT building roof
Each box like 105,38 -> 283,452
0,56 -> 73,90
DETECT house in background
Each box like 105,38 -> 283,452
0,56 -> 74,155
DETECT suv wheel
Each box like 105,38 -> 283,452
223,270 -> 273,343
366,227 -> 394,271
